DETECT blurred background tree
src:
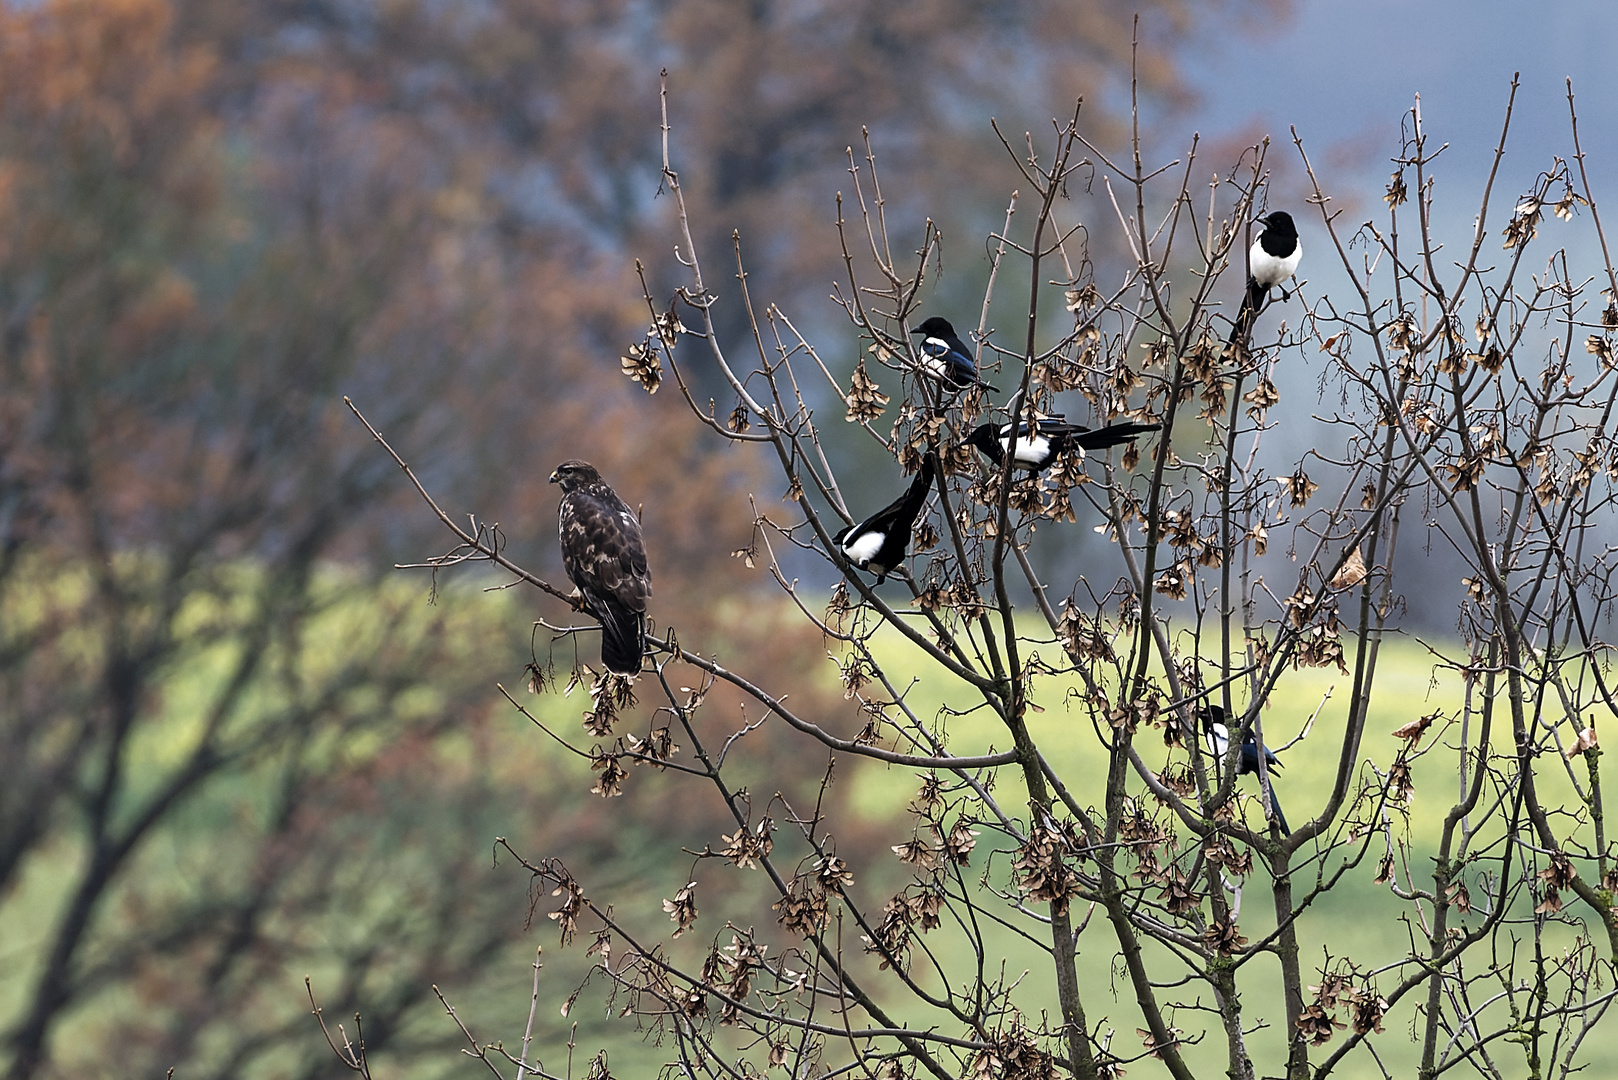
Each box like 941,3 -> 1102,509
0,0 -> 1276,1076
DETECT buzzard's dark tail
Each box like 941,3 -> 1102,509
596,600 -> 646,675
1073,421 -> 1163,450
1228,276 -> 1267,344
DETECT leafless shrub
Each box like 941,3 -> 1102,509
364,74 -> 1618,1080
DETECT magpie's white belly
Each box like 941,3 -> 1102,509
1250,240 -> 1301,288
1006,433 -> 1051,464
843,530 -> 885,565
918,337 -> 954,377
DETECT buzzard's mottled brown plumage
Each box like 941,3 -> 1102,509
550,460 -> 651,675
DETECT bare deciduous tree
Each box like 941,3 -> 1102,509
363,73 -> 1618,1080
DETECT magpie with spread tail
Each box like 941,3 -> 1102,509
833,454 -> 936,583
1229,210 -> 1301,344
961,417 -> 1161,474
912,316 -> 999,393
551,460 -> 652,675
1202,704 -> 1289,832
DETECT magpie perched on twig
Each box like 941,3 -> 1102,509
551,460 -> 652,675
961,417 -> 1161,474
911,317 -> 999,393
1202,704 -> 1289,832
1229,211 -> 1301,345
833,454 -> 936,583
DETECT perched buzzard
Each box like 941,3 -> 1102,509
961,418 -> 1160,474
550,460 -> 651,675
911,316 -> 998,393
833,454 -> 935,584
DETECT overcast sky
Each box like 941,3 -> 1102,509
1183,0 -> 1618,194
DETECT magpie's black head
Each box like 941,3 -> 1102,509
549,459 -> 602,492
961,423 -> 996,451
1200,704 -> 1229,732
1261,211 -> 1297,237
913,316 -> 957,338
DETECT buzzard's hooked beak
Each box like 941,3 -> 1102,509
548,470 -> 560,484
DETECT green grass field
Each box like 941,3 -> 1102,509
3,578 -> 1611,1079
823,618 -> 1613,1080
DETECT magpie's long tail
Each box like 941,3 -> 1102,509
1264,784 -> 1290,834
596,600 -> 646,675
1228,276 -> 1268,344
1073,421 -> 1164,450
897,453 -> 938,525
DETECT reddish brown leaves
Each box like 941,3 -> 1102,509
1392,711 -> 1439,745
621,341 -> 663,394
846,357 -> 890,423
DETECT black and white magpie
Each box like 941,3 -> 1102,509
1229,210 -> 1301,344
832,454 -> 935,583
961,418 -> 1161,473
1202,704 -> 1288,832
911,317 -> 999,393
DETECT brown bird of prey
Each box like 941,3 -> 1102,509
550,460 -> 651,675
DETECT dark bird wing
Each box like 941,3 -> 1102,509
1238,740 -> 1283,774
560,484 -> 651,674
914,321 -> 999,393
1236,726 -> 1288,833
836,454 -> 936,581
925,341 -> 999,393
